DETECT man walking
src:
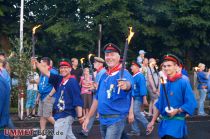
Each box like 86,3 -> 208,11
127,61 -> 151,136
33,57 -> 58,139
83,43 -> 134,139
147,54 -> 197,139
33,59 -> 83,139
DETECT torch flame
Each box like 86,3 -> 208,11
80,58 -> 85,64
127,27 -> 135,44
88,54 -> 94,60
32,25 -> 41,34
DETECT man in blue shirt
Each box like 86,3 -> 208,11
33,58 -> 83,139
33,57 -> 58,139
83,43 -> 134,139
127,61 -> 151,136
147,54 -> 197,139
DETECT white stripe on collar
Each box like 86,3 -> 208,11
133,72 -> 141,77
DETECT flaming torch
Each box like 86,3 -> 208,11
88,54 -> 95,81
80,58 -> 85,71
117,27 -> 135,94
32,25 -> 41,58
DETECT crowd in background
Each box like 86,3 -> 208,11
1,48 -> 210,139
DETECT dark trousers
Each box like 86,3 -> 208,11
162,135 -> 188,139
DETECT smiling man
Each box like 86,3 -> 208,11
83,43 -> 134,139
147,54 -> 197,139
33,59 -> 83,139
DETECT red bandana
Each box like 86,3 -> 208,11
167,73 -> 182,82
96,66 -> 104,73
48,66 -> 52,71
106,64 -> 121,75
60,74 -> 75,85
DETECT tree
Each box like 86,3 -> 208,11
1,0 -> 210,69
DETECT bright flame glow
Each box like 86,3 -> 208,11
32,25 -> 41,34
127,27 -> 135,44
80,58 -> 85,64
88,54 -> 94,60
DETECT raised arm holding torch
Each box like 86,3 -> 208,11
117,27 -> 135,94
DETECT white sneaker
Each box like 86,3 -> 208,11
32,135 -> 47,139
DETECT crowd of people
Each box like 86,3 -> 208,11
0,43 -> 210,139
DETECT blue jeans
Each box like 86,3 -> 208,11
131,99 -> 148,133
198,89 -> 207,115
100,118 -> 126,139
54,116 -> 76,139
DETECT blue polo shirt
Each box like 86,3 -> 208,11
132,72 -> 147,103
49,73 -> 83,120
96,69 -> 133,125
38,68 -> 58,101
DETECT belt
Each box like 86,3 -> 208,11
100,114 -> 121,118
162,116 -> 185,120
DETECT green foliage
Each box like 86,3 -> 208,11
1,0 -> 210,69
9,37 -> 32,107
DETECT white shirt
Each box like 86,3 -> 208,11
26,71 -> 39,90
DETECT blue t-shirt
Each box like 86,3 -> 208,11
132,72 -> 147,103
155,76 -> 197,138
49,73 -> 83,120
38,68 -> 58,100
96,70 -> 133,125
197,71 -> 208,89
